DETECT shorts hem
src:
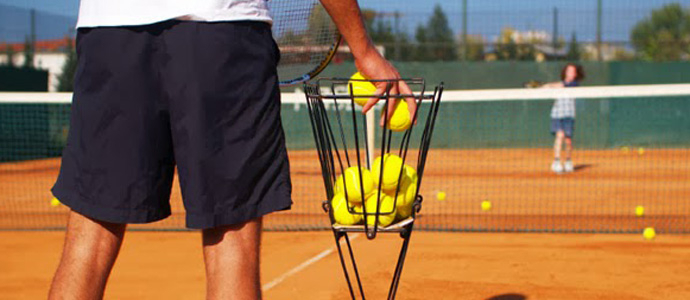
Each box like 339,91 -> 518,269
51,186 -> 171,224
186,197 -> 292,230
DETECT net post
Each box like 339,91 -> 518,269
366,109 -> 375,167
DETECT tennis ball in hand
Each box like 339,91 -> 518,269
387,100 -> 412,132
331,194 -> 363,225
371,154 -> 404,192
335,167 -> 374,204
348,72 -> 377,106
481,200 -> 492,211
365,193 -> 397,227
643,227 -> 656,240
635,205 -> 645,217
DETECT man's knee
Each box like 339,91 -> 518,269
202,218 -> 262,246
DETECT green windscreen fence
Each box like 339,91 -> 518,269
1,85 -> 689,233
312,61 -> 690,90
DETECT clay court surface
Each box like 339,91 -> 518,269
1,148 -> 689,298
1,231 -> 690,299
1,149 -> 688,231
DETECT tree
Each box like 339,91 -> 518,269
494,27 -> 539,61
460,35 -> 485,61
57,36 -> 77,92
361,11 -> 414,61
566,32 -> 581,61
631,3 -> 690,61
414,24 -> 431,61
22,36 -> 34,69
412,4 -> 456,61
425,4 -> 457,61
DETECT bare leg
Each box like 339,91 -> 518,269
564,136 -> 573,161
49,210 -> 126,300
203,218 -> 263,300
553,131 -> 565,160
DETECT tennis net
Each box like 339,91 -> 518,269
1,84 -> 689,232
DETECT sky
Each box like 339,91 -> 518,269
2,0 -> 690,43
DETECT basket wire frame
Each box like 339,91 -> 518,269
304,78 -> 443,300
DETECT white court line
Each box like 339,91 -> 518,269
262,233 -> 360,292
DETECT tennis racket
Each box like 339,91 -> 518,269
269,0 -> 342,86
523,80 -> 544,88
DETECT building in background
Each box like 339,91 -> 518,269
0,39 -> 70,92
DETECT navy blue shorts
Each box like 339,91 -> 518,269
52,20 -> 292,229
551,117 -> 575,138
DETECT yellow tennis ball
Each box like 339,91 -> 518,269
331,193 -> 363,225
387,182 -> 415,207
481,200 -> 492,211
401,164 -> 418,187
437,191 -> 446,201
348,72 -> 377,106
394,183 -> 417,220
335,175 -> 344,194
643,227 -> 656,240
635,205 -> 645,217
337,166 -> 374,204
387,100 -> 412,132
371,154 -> 404,192
404,183 -> 417,205
50,197 -> 61,207
638,147 -> 645,155
364,193 -> 397,227
397,201 -> 413,220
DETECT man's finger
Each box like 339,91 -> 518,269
398,80 -> 417,124
362,84 -> 387,114
380,85 -> 399,127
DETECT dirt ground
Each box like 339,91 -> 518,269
1,230 -> 689,300
1,149 -> 688,299
1,149 -> 688,232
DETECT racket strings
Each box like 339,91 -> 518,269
269,0 -> 341,84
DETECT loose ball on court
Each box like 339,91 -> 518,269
481,200 -> 492,211
638,147 -> 645,155
643,227 -> 656,240
50,197 -> 61,207
635,205 -> 645,217
437,191 -> 446,201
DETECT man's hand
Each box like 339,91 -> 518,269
320,0 -> 416,125
355,47 -> 416,126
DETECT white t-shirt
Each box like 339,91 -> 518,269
76,0 -> 272,28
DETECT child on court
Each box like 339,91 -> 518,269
543,63 -> 585,173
